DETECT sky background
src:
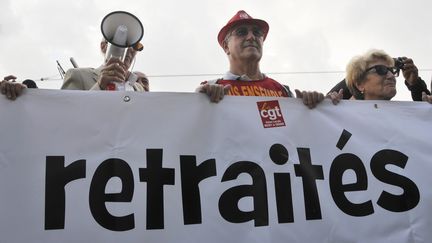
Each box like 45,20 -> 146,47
0,0 -> 431,100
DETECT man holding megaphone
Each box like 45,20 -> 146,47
61,38 -> 147,91
61,11 -> 148,92
0,11 -> 147,100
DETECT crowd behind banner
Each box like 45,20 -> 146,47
1,9 -> 432,243
1,10 -> 431,105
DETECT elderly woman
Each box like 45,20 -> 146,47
344,49 -> 432,102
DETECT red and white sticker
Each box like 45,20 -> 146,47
257,100 -> 286,128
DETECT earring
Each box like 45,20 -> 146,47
359,90 -> 365,100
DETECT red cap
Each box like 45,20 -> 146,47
217,10 -> 269,47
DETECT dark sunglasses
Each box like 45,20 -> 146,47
364,65 -> 400,77
232,26 -> 264,38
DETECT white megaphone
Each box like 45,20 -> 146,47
101,11 -> 144,90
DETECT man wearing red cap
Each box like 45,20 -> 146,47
197,10 -> 342,108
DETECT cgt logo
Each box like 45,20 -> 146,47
257,100 -> 285,128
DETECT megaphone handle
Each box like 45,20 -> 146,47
106,82 -> 126,91
106,83 -> 116,91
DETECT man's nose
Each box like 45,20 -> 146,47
245,30 -> 256,40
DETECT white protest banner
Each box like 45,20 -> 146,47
0,90 -> 431,243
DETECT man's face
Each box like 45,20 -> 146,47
134,71 -> 149,91
223,24 -> 264,62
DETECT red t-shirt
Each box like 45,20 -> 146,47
214,77 -> 290,97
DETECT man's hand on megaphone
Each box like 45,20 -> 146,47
98,57 -> 128,90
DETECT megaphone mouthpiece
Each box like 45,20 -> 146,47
111,25 -> 128,47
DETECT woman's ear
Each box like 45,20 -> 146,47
355,81 -> 365,93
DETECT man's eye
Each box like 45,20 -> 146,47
236,28 -> 248,36
253,30 -> 263,36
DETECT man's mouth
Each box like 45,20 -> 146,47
243,42 -> 259,49
243,45 -> 259,50
384,80 -> 396,87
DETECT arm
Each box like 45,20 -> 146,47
329,79 -> 352,99
295,89 -> 343,109
61,69 -> 85,90
401,57 -> 431,101
422,92 -> 432,104
196,81 -> 231,103
91,58 -> 127,91
405,77 -> 430,101
0,75 -> 26,100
